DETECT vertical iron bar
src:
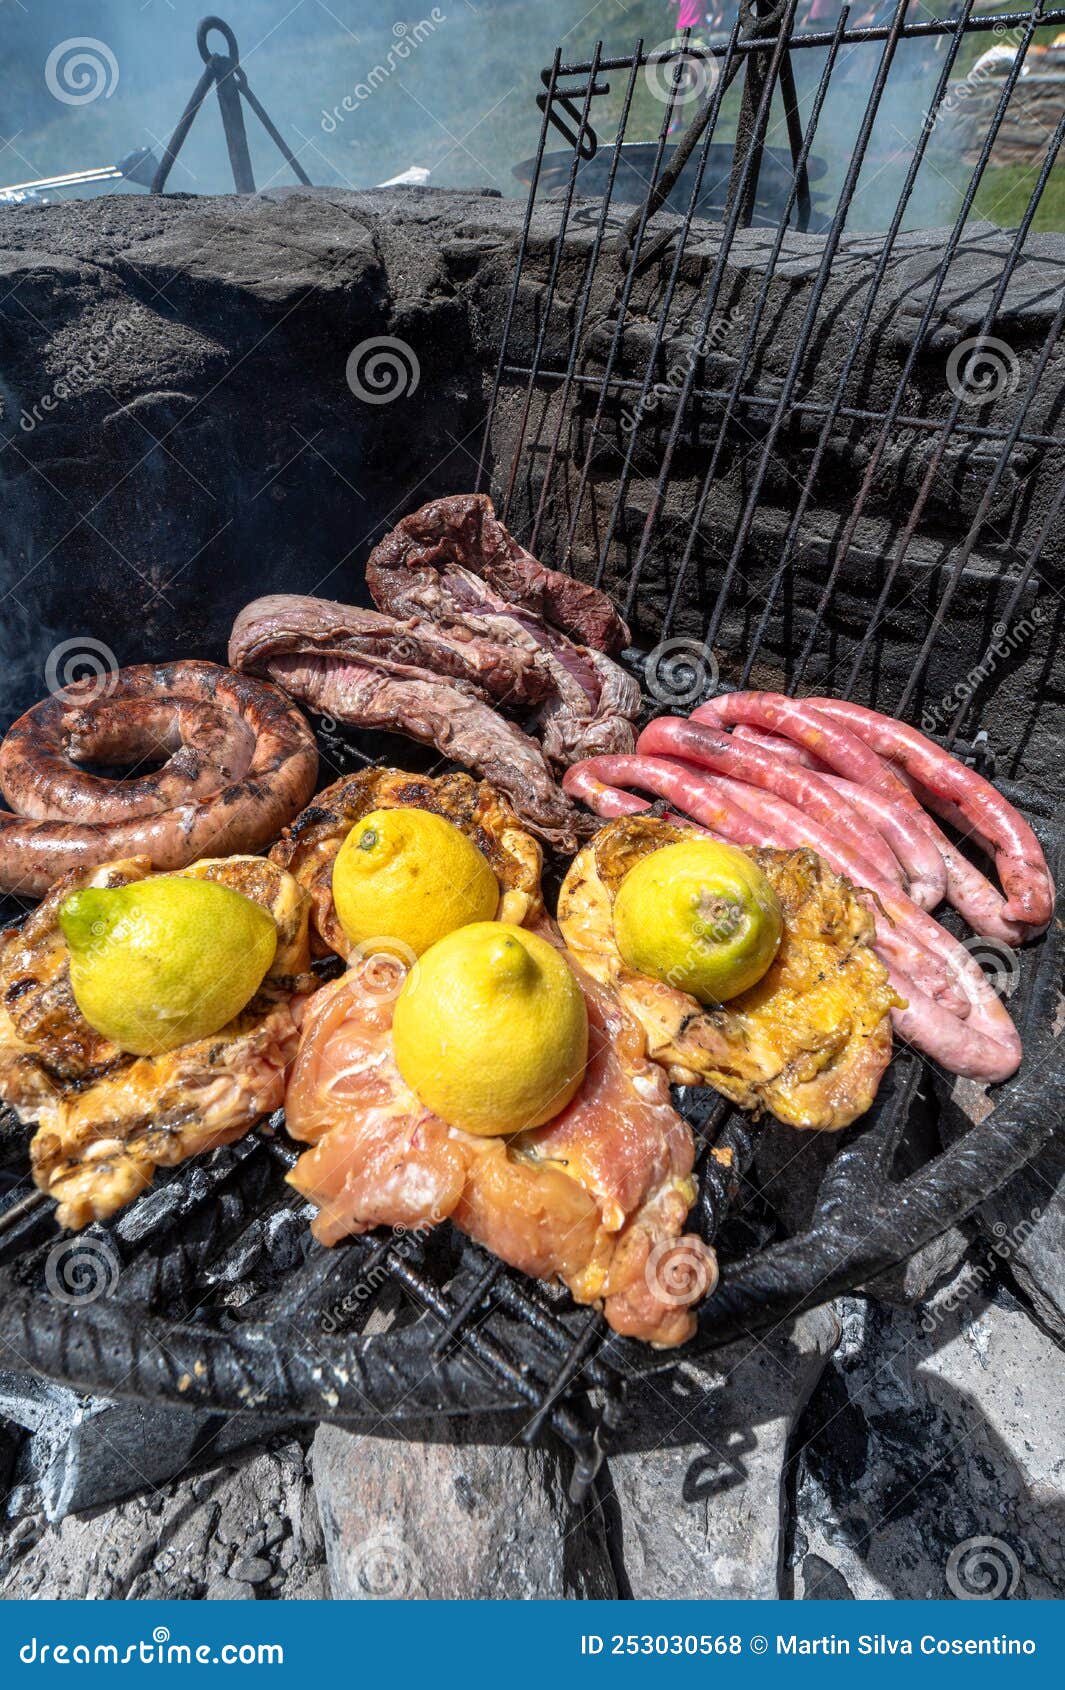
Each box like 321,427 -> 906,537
699,0 -> 911,657
475,50 -> 563,494
595,34 -> 771,606
614,7 -> 799,605
892,109 -> 1065,716
819,5 -> 1045,691
500,43 -> 607,526
946,467 -> 1065,744
556,24 -> 745,576
662,2 -> 851,638
527,47 -> 645,556
754,0 -> 977,687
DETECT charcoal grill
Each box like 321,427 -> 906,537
1,0 -> 1063,1505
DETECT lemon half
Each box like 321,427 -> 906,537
613,839 -> 782,1004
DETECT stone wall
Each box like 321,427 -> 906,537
1,186 -> 1063,787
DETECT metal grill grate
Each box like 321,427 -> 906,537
1,725 -> 1061,1501
1,5 -> 1063,1504
477,1 -> 1065,754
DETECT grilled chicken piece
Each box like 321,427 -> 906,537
558,816 -> 897,1132
285,951 -> 717,1347
0,854 -> 315,1229
270,767 -> 544,960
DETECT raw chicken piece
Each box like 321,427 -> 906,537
285,950 -> 716,1348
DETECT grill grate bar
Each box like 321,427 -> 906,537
566,20 -> 747,581
378,1246 -> 608,1467
549,8 -> 1065,74
502,367 -> 1065,453
697,0 -> 909,657
826,5 -> 1050,698
526,44 -> 646,557
606,4 -> 803,604
475,47 -> 563,497
587,27 -> 753,603
498,40 -> 606,527
605,0 -> 812,624
745,0 -> 975,685
948,469 -> 1065,743
430,1259 -> 502,1360
658,0 -> 850,637
892,111 -> 1065,719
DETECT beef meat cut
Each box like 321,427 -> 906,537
365,494 -> 640,765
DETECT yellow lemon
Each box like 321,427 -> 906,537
58,876 -> 278,1056
613,839 -> 782,1004
392,921 -> 588,1136
331,808 -> 499,958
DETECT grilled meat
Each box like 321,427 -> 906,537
0,854 -> 315,1229
365,493 -> 641,765
285,947 -> 717,1347
269,766 -> 544,959
230,596 -> 584,850
557,815 -> 897,1131
0,662 -> 318,899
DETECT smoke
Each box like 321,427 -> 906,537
0,0 -> 662,201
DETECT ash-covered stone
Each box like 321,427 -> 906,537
312,1415 -> 616,1599
0,1368 -> 299,1522
602,1306 -> 840,1599
787,1285 -> 1065,1600
0,1438 -> 327,1600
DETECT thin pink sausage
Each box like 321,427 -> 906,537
821,772 -> 1029,946
560,765 -> 712,839
731,724 -> 826,770
638,717 -> 908,892
567,755 -> 966,1016
729,713 -> 1027,940
693,695 -> 948,909
881,964 -> 1020,1084
696,693 -> 1030,940
561,763 -> 652,818
807,697 -> 1054,934
565,755 -> 1020,1081
563,756 -> 775,847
